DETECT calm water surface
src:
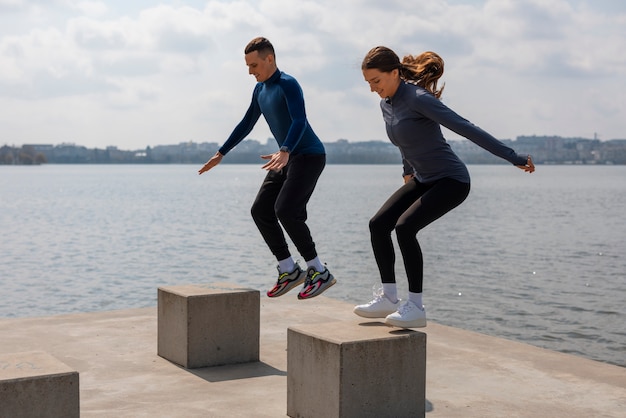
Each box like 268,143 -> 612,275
1,164 -> 624,368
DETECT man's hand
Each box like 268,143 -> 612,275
198,152 -> 223,175
261,150 -> 289,171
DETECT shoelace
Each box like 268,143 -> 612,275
306,267 -> 327,284
398,301 -> 420,315
366,296 -> 385,306
367,286 -> 387,306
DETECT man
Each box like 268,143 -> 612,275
198,37 -> 335,299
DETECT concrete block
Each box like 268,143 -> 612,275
287,322 -> 426,418
157,283 -> 260,368
0,351 -> 79,418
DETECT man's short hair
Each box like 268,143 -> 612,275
245,37 -> 275,58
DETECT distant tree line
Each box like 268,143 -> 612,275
2,135 -> 626,165
0,145 -> 47,165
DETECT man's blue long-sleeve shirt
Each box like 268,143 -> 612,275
219,69 -> 325,156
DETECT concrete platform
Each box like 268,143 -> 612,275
0,294 -> 624,417
0,350 -> 79,418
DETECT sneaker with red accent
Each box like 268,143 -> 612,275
267,265 -> 307,298
297,267 -> 336,299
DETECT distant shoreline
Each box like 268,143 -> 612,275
3,135 -> 626,165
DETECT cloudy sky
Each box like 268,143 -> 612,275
1,0 -> 624,150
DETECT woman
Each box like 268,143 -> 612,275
354,46 -> 534,328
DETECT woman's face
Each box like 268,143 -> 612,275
363,68 -> 400,99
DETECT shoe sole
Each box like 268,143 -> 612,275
297,277 -> 337,300
267,275 -> 306,298
353,308 -> 396,319
384,317 -> 427,328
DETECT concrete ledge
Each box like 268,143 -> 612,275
0,351 -> 79,418
2,297 -> 624,417
287,321 -> 426,418
157,283 -> 260,368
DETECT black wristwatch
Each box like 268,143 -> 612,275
279,146 -> 290,153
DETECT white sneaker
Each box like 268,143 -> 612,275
385,301 -> 427,328
353,288 -> 401,318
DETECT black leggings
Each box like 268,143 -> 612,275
369,177 -> 470,293
251,153 -> 326,262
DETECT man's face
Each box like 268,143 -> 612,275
245,50 -> 275,82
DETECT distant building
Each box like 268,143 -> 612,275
3,135 -> 626,165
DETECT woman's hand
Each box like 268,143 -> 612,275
516,155 -> 535,173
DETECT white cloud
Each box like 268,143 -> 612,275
74,1 -> 108,17
0,0 -> 625,149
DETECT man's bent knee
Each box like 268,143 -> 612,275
275,204 -> 298,224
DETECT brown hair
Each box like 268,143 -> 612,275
362,46 -> 445,98
244,37 -> 275,59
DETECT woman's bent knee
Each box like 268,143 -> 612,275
369,216 -> 394,236
394,222 -> 418,240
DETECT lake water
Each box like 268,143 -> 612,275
1,164 -> 625,368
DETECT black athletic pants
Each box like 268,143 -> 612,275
251,153 -> 326,262
369,177 -> 471,293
